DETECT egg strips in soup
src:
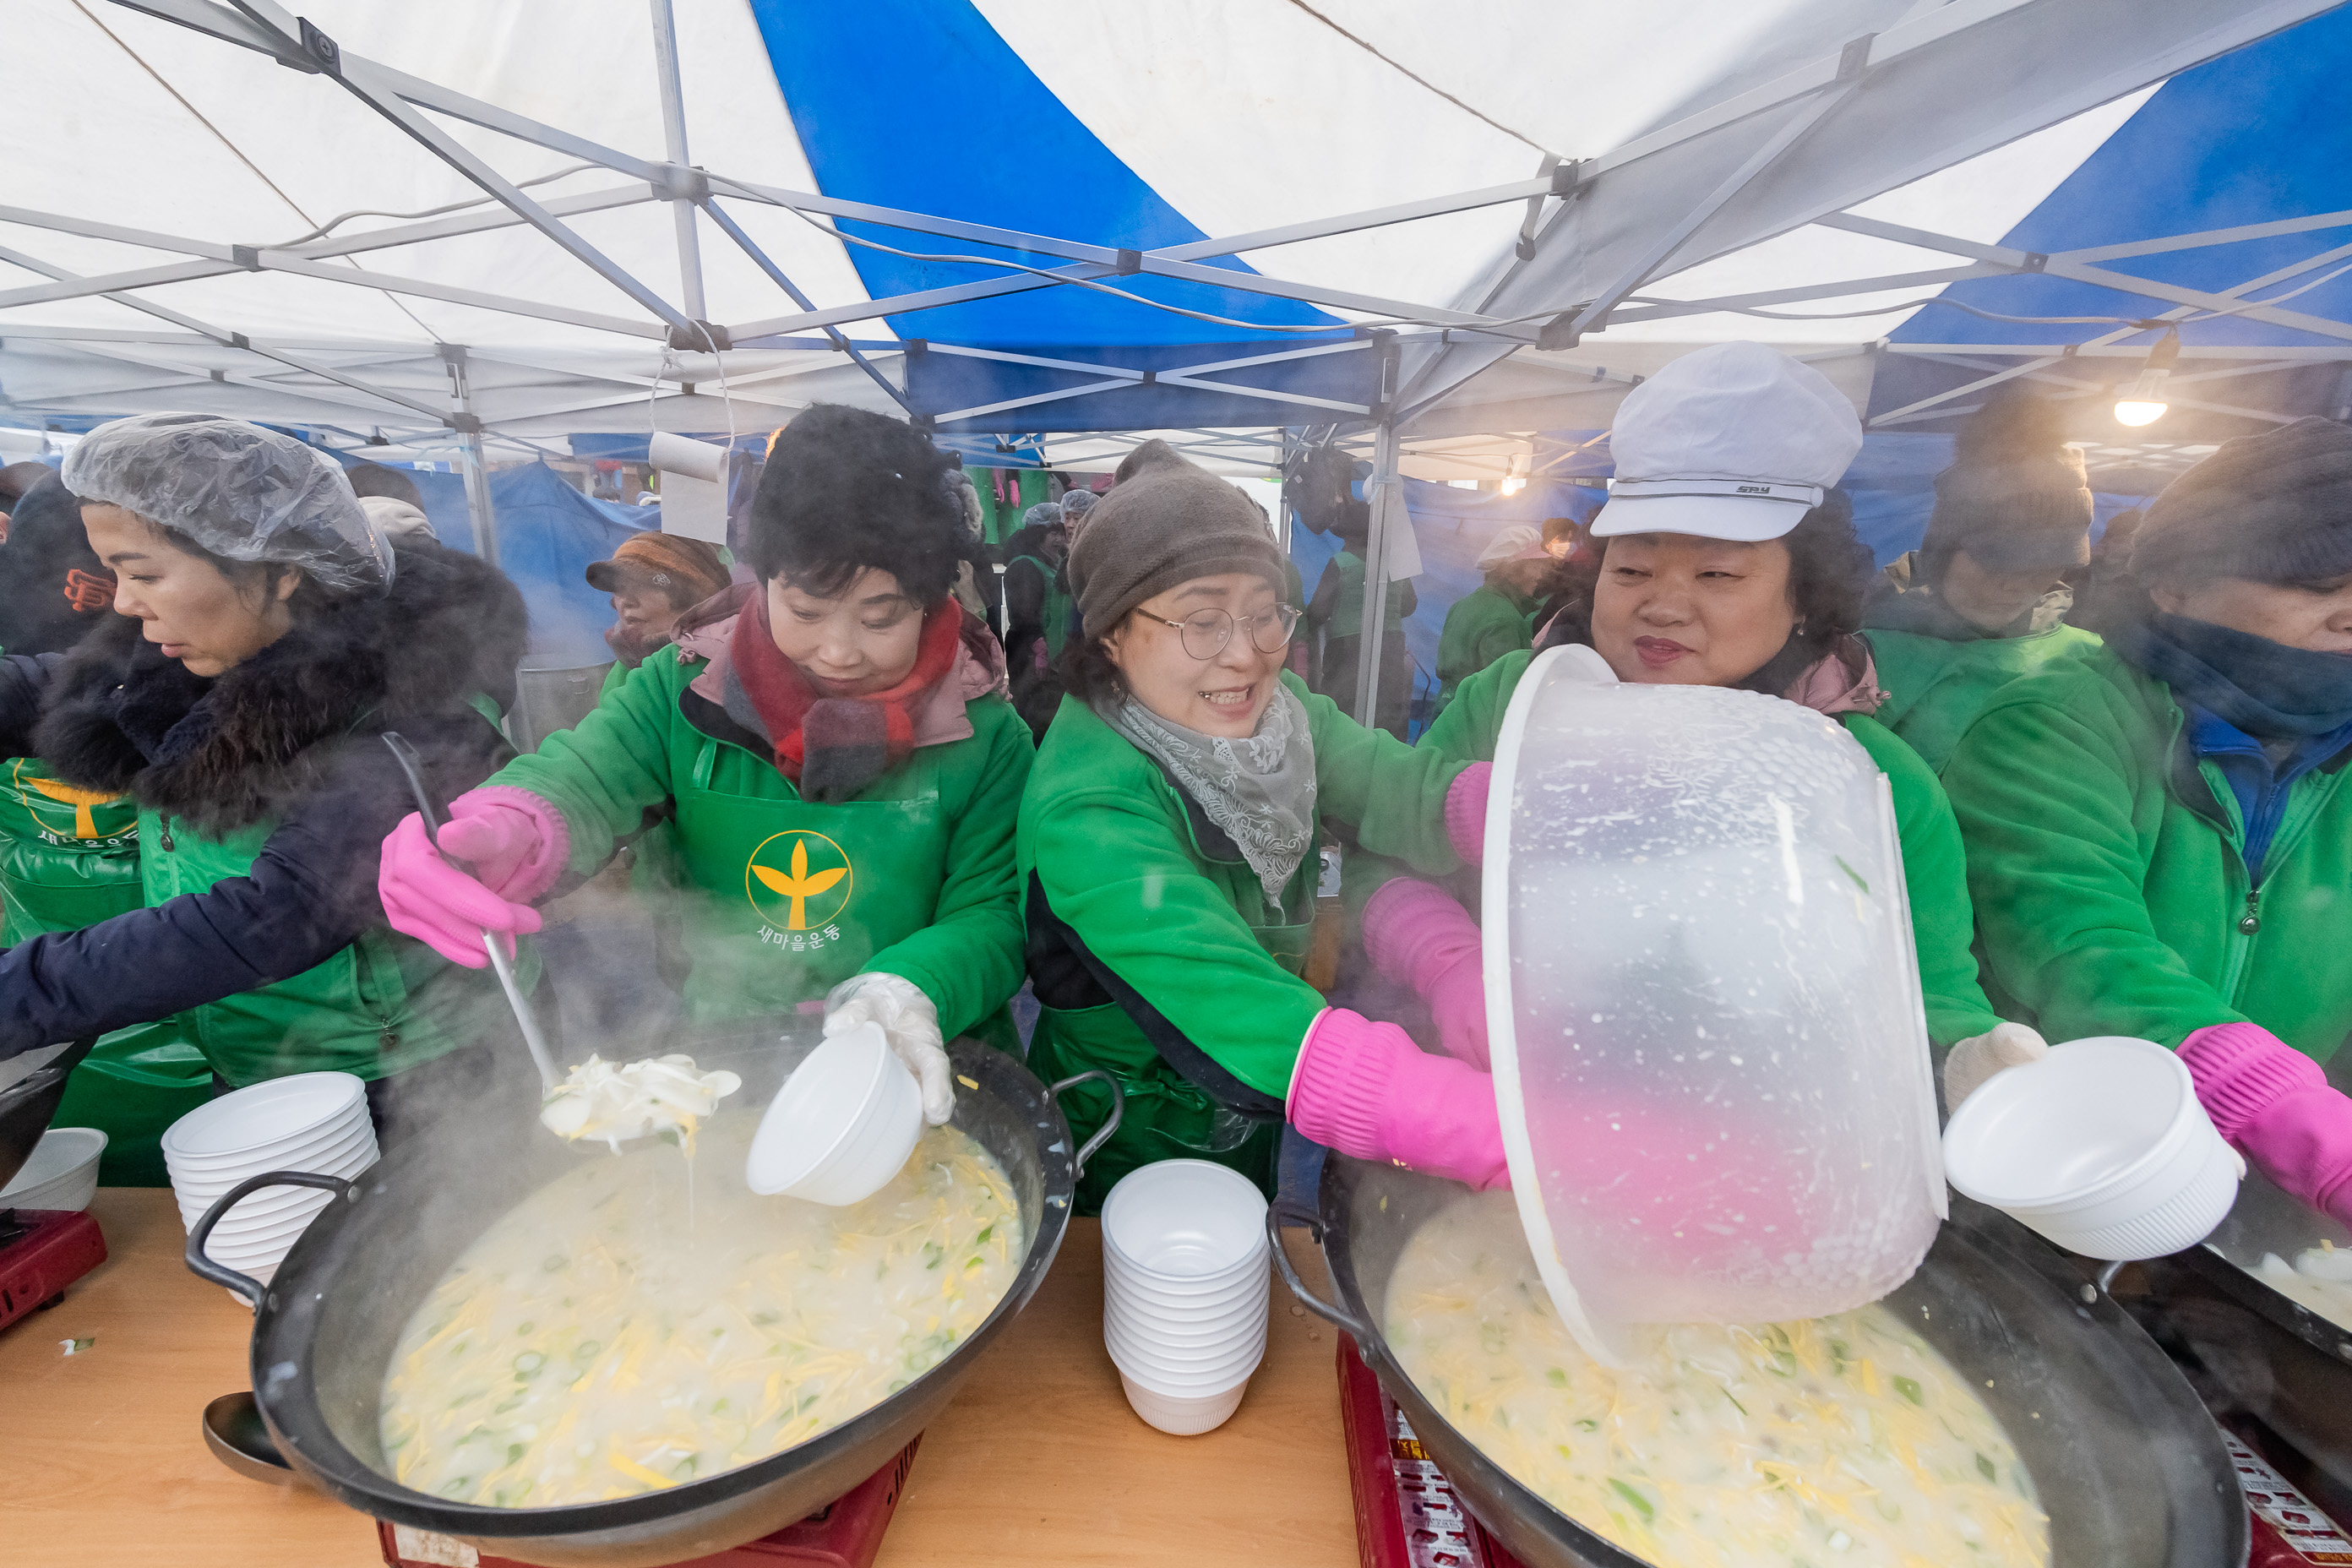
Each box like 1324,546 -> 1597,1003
379,1120 -> 1021,1506
1386,1196 -> 2049,1568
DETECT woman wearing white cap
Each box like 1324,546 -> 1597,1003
1348,343 -> 2022,1086
1433,525 -> 1553,716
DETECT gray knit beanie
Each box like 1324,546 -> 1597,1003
2133,416 -> 2352,587
1920,391 -> 2092,575
1069,440 -> 1285,639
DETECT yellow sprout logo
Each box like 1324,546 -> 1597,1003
12,762 -> 123,841
745,830 -> 852,933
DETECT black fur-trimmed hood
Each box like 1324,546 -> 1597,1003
35,542 -> 526,834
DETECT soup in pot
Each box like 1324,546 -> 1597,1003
1386,1195 -> 2049,1568
378,1119 -> 1020,1506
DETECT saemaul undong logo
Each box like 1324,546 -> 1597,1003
745,830 -> 852,934
12,762 -> 124,842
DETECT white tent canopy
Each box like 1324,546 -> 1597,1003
3,0 -> 2328,471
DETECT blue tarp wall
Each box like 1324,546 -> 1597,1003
326,455 -> 651,665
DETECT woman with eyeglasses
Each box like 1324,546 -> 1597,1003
1019,442 -> 1500,1212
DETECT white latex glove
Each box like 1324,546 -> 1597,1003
825,972 -> 954,1125
1943,1021 -> 2050,1110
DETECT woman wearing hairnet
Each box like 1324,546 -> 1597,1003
0,414 -> 532,1143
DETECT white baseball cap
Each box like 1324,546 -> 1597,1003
1590,342 -> 1863,543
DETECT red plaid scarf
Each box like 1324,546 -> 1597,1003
728,592 -> 963,803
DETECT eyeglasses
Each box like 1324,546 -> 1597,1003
1134,603 -> 1302,661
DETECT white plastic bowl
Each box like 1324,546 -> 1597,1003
1118,1371 -> 1248,1435
164,1111 -> 373,1183
1944,1036 -> 2243,1260
1102,1161 -> 1269,1278
744,1023 -> 923,1206
1105,1320 -> 1266,1384
169,1122 -> 377,1193
0,1127 -> 106,1211
1104,1292 -> 1268,1343
162,1073 -> 365,1161
1107,1260 -> 1268,1307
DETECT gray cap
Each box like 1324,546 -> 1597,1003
63,413 -> 391,593
1067,440 -> 1284,640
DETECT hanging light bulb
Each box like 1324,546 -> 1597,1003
2114,328 -> 2180,427
1500,450 -> 1530,496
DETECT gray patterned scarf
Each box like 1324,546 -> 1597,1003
1101,684 -> 1317,909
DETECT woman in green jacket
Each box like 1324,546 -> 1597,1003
1350,344 -> 2012,1083
0,471 -> 208,1184
0,416 -> 530,1149
1862,392 -> 2101,770
380,406 -> 1031,1124
1433,525 -> 1549,716
1943,418 -> 2352,1228
1021,440 -> 1499,1211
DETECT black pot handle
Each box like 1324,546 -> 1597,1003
1046,1070 -> 1124,1180
186,1171 -> 360,1306
1267,1195 -> 1374,1341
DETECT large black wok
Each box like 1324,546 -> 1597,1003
1273,1154 -> 2246,1568
185,1030 -> 1116,1568
0,1037 -> 95,1193
2143,1170 -> 2352,1495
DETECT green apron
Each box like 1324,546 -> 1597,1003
1027,870 -> 1314,1215
671,734 -> 1016,1048
0,759 -> 210,1187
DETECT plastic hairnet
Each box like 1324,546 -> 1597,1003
1021,500 -> 1066,531
1060,489 -> 1097,519
63,414 -> 393,594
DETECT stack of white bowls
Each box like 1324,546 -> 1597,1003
1100,1160 -> 1271,1435
163,1072 -> 378,1286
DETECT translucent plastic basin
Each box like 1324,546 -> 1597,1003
1484,645 -> 1945,1358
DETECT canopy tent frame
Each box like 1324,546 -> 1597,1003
2,0 -> 2336,722
29,0 -> 2311,442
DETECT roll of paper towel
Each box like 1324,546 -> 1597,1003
648,432 -> 728,484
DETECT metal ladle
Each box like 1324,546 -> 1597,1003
380,732 -> 558,1089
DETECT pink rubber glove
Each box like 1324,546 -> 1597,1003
1288,1008 -> 1508,1190
378,787 -> 567,968
2180,1022 -> 2352,1226
1445,761 -> 1491,865
1361,878 -> 1489,1068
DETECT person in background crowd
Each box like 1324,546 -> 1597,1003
0,474 -> 116,657
1861,392 -> 2102,770
948,466 -> 994,623
1434,525 -> 1552,716
1943,417 -> 2352,1228
0,470 -> 207,1184
1060,485 -> 1098,543
1349,345 -> 2012,1086
1001,500 -> 1073,742
346,460 -> 438,545
586,531 -> 732,679
378,405 -> 1032,1121
2070,504 -> 2147,636
0,460 -> 53,543
1021,439 -> 1497,1211
0,415 -> 535,1153
1540,514 -> 1582,561
1304,505 -> 1417,739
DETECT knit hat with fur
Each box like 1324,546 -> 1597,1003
1920,390 -> 2092,577
2133,416 -> 2352,586
1069,440 -> 1284,638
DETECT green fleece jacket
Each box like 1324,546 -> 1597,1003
1865,623 -> 2102,773
486,645 -> 1032,1038
1943,648 -> 2352,1061
1020,672 -> 1467,1101
1352,650 -> 2001,1047
1435,583 -> 1538,716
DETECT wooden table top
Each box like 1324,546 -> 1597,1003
0,1190 -> 1360,1568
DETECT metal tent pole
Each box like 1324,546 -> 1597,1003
647,0 -> 706,324
444,346 -> 500,569
1352,344 -> 1405,731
